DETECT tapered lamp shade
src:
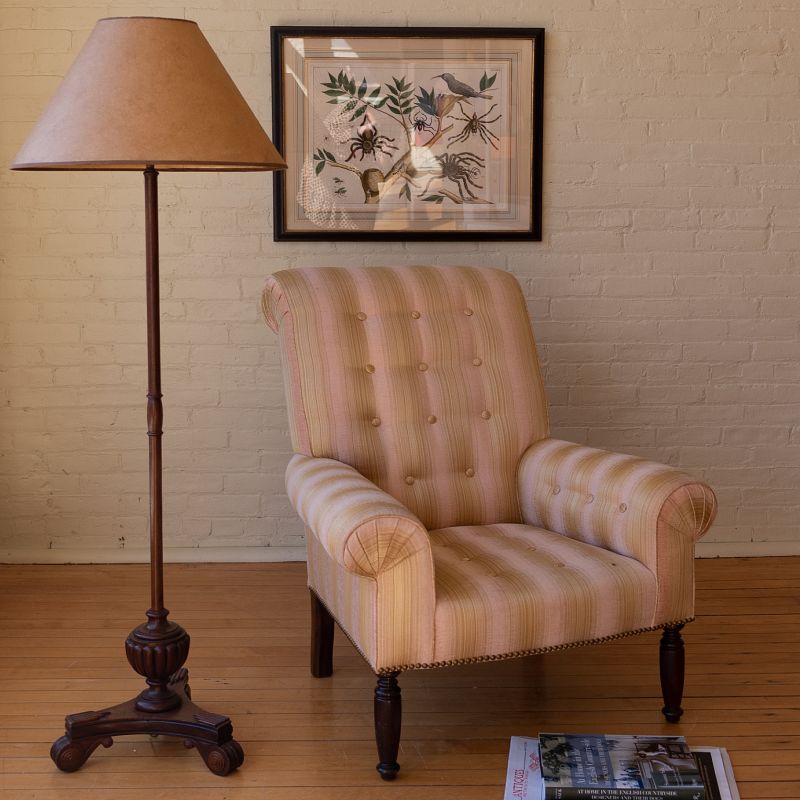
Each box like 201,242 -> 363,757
11,16 -> 285,171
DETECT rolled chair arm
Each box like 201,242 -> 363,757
286,453 -> 433,578
517,438 -> 717,569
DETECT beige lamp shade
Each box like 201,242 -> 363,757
11,16 -> 286,171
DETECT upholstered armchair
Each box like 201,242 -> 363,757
263,265 -> 716,780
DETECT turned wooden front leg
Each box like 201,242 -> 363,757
374,672 -> 401,780
660,624 -> 685,723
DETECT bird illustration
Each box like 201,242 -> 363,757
433,73 -> 493,99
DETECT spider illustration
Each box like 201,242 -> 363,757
421,151 -> 485,201
447,102 -> 502,150
410,111 -> 435,134
345,115 -> 399,162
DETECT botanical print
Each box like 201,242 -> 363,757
273,29 -> 542,238
308,67 -> 507,209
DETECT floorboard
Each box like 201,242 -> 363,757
0,557 -> 797,799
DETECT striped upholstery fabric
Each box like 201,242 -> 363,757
286,453 -> 434,578
264,265 -> 717,674
518,438 -> 717,623
430,523 -> 657,664
264,265 -> 549,531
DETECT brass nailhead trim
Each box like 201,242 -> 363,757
376,616 -> 696,674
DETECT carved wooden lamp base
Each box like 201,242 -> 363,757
50,668 -> 244,776
51,606 -> 243,776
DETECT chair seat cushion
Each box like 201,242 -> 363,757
429,523 -> 658,663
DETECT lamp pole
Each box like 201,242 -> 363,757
48,169 -> 243,775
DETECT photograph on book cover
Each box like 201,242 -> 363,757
271,26 -> 544,240
539,734 -> 705,796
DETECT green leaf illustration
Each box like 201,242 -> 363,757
479,72 -> 497,91
421,194 -> 444,203
350,105 -> 368,121
315,161 -> 325,175
322,149 -> 336,162
416,87 -> 438,116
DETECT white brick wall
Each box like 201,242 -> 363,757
1,0 -> 798,561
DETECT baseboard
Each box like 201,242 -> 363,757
696,540 -> 800,558
2,541 -> 797,564
0,546 -> 307,564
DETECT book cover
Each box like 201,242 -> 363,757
504,739 -> 738,800
538,733 -> 706,800
504,736 -> 544,800
691,748 -> 740,800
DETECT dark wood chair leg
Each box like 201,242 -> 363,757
310,590 -> 334,678
660,623 -> 685,723
374,672 -> 401,780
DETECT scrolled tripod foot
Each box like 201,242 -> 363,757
192,739 -> 245,776
51,734 -> 113,772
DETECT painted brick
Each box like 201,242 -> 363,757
1,1 -> 798,562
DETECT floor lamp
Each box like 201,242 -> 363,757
11,17 -> 286,776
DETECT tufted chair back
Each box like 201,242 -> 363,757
263,265 -> 549,531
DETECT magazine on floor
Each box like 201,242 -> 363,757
503,737 -> 739,800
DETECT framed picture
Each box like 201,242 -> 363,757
271,26 -> 545,241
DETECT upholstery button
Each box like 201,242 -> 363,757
527,546 -> 537,551
427,415 -> 437,424
370,417 -> 381,427
619,503 -> 627,512
556,562 -> 566,568
552,486 -> 561,495
464,308 -> 474,316
461,556 -> 471,561
418,362 -> 428,371
365,364 -> 375,373
481,410 -> 491,420
586,494 -> 594,503
472,357 -> 482,366
356,311 -> 367,321
404,475 -> 415,485
465,468 -> 475,477
411,310 -> 421,319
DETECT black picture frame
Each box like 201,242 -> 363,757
271,26 -> 545,241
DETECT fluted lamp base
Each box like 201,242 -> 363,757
50,610 -> 243,776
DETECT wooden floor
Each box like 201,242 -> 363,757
0,557 -> 798,799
